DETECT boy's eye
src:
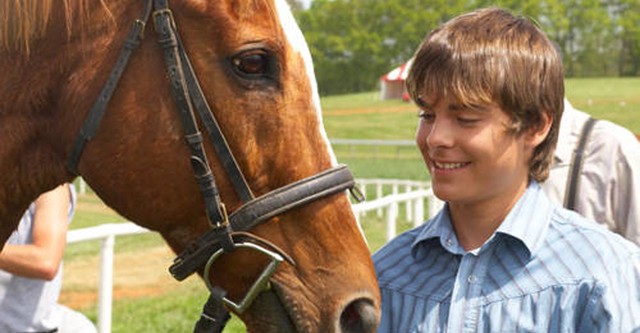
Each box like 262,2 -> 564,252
415,96 -> 429,109
457,117 -> 479,124
418,110 -> 435,121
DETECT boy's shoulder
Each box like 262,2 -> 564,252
550,207 -> 637,248
540,206 -> 640,277
372,225 -> 458,300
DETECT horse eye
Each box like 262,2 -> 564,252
233,52 -> 268,75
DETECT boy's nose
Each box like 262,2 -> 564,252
425,119 -> 454,149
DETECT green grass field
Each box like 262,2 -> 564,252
322,77 -> 640,140
65,77 -> 639,332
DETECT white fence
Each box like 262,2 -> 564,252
67,223 -> 149,333
67,178 -> 440,333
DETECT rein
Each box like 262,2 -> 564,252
66,1 -> 362,332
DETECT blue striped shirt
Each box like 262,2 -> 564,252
373,182 -> 640,333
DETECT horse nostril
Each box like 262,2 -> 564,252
339,297 -> 378,333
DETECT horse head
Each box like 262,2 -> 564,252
0,0 -> 380,332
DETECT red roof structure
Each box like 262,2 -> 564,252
379,58 -> 413,100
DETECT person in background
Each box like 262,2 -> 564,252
0,184 -> 97,333
542,98 -> 640,245
373,7 -> 640,332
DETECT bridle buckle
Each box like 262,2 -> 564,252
133,19 -> 147,40
152,8 -> 177,32
213,202 -> 229,229
203,242 -> 284,314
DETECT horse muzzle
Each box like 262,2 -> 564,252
243,281 -> 379,333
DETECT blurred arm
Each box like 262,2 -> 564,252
0,184 -> 71,280
614,138 -> 640,246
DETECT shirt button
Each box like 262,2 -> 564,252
467,275 -> 477,284
446,238 -> 454,247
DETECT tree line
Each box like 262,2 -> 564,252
289,0 -> 640,96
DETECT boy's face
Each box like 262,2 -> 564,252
416,95 -> 542,207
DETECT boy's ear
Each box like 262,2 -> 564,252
525,111 -> 552,148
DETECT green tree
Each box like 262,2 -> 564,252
296,0 -> 638,95
297,0 -> 471,95
538,0 -> 615,76
615,0 -> 640,75
287,0 -> 304,12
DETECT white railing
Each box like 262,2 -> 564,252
67,223 -> 149,333
355,189 -> 433,240
352,178 -> 441,226
66,178 -> 440,333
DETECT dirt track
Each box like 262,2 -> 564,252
60,243 -> 195,310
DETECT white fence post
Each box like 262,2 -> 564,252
429,194 -> 445,219
390,184 -> 398,224
405,184 -> 412,221
376,182 -> 383,217
67,223 -> 150,333
79,178 -> 87,194
98,235 -> 115,333
413,196 -> 424,227
386,202 -> 397,241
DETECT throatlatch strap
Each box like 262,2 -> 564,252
193,288 -> 231,333
564,117 -> 598,210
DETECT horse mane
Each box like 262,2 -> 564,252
0,0 -> 110,55
1,0 -> 284,55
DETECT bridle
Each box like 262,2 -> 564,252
66,1 -> 363,332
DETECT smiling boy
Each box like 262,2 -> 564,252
373,7 -> 640,333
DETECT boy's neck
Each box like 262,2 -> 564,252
447,182 -> 528,252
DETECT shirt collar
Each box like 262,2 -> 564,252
411,181 -> 553,258
495,181 -> 552,256
411,207 -> 461,256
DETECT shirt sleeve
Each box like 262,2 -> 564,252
611,130 -> 640,246
580,252 -> 640,332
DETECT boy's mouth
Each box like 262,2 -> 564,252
433,161 -> 471,170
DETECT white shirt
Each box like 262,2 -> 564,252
542,100 -> 640,245
0,186 -> 76,332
